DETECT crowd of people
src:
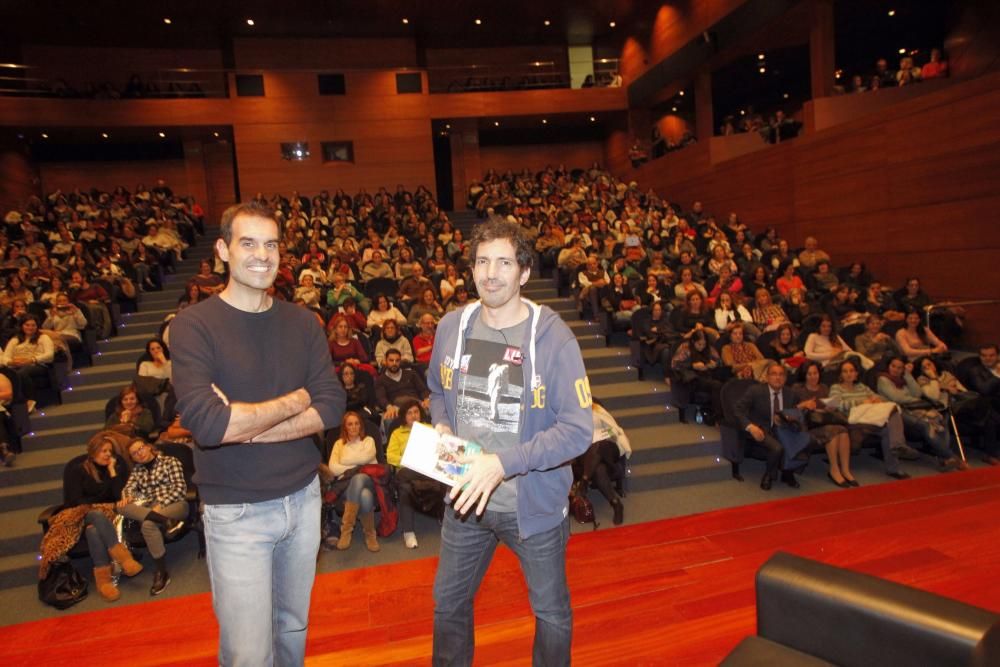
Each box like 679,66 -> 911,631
841,48 -> 950,94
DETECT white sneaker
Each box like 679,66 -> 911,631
403,532 -> 418,549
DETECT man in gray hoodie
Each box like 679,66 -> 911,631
427,218 -> 593,666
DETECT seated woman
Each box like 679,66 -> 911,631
827,359 -> 911,480
812,260 -> 839,293
601,272 -> 641,327
853,313 -> 900,365
671,291 -> 718,341
877,356 -> 966,470
573,401 -> 632,525
895,309 -> 948,361
751,288 -> 790,332
293,273 -> 322,309
707,265 -> 744,307
646,253 -> 674,286
673,267 -> 707,303
637,301 -> 675,378
775,262 -> 805,299
117,438 -> 187,596
42,293 -> 88,349
407,287 -> 445,326
439,263 -> 464,305
893,277 -> 964,345
913,355 -> 999,464
176,282 -> 204,312
805,315 -> 872,369
105,383 -> 156,439
792,361 -> 856,487
339,364 -> 375,416
387,400 -> 446,550
670,330 -> 723,423
374,319 -> 415,368
326,271 -> 369,315
3,314 -> 55,410
743,265 -> 771,300
769,323 -> 808,370
366,294 -> 407,332
320,411 -> 380,552
706,245 -> 738,278
328,314 -> 377,378
713,291 -> 758,338
638,273 -> 669,307
137,338 -> 174,421
55,432 -> 143,601
721,322 -> 769,380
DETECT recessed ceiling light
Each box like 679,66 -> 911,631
246,18 -> 255,26
494,121 -> 500,126
402,18 -> 409,24
475,18 -> 482,26
679,90 -> 685,96
41,133 -> 49,139
758,53 -> 765,60
609,21 -> 616,28
445,124 -> 451,129
671,107 -> 677,112
589,116 -> 596,122
759,66 -> 766,74
158,131 -> 166,138
544,20 -> 551,26
163,18 -> 172,25
898,48 -> 906,54
783,93 -> 790,99
542,119 -> 548,124
101,132 -> 109,139
739,110 -> 745,116
213,132 -> 220,137
888,10 -> 896,17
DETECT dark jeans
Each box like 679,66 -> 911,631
433,510 -> 572,666
749,433 -> 784,478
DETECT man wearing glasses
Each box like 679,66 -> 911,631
116,438 -> 188,595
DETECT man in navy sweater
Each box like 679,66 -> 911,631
172,201 -> 344,666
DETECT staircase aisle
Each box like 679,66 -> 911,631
0,232 -> 218,593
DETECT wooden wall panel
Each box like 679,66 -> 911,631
233,38 -> 418,70
0,144 -> 39,214
203,141 -> 236,223
479,142 -> 606,175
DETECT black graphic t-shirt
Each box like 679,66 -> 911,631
455,316 -> 528,512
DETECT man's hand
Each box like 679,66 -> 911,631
450,452 -> 505,516
747,424 -> 765,442
435,423 -> 453,436
384,404 -> 399,420
421,397 -> 431,411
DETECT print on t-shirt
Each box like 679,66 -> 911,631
456,338 -> 524,436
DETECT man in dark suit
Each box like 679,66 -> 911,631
733,362 -> 801,490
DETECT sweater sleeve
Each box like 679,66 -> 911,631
170,310 -> 233,447
35,334 -> 55,364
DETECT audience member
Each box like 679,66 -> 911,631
375,349 -> 430,419
320,412 -> 380,552
573,401 -> 632,525
792,361 -> 855,487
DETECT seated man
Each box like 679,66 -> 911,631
733,362 -> 802,491
397,262 -> 433,311
117,439 -> 187,596
968,344 -> 1000,412
576,254 -> 609,312
375,348 -> 430,420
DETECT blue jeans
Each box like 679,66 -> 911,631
83,510 -> 117,567
203,476 -> 321,667
433,510 -> 572,667
344,473 -> 375,513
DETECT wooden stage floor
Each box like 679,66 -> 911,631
6,467 -> 1000,666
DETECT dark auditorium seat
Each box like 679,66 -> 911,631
721,551 -> 1000,667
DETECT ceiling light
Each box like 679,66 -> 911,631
759,66 -> 766,74
609,21 -> 616,28
589,116 -> 596,122
445,124 -> 451,129
246,18 -> 255,26
494,121 -> 500,126
542,119 -> 548,124
679,90 -> 685,96
544,20 -> 551,27
888,10 -> 896,17
163,18 -> 172,25
671,107 -> 677,112
41,133 -> 49,139
213,132 -> 220,138
158,131 -> 166,138
898,48 -> 906,54
758,53 -> 765,60
475,18 -> 482,26
739,110 -> 745,116
402,18 -> 409,24
101,132 -> 109,139
783,93 -> 790,99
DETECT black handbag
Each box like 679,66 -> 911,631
38,560 -> 88,610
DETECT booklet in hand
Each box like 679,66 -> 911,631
401,422 -> 483,487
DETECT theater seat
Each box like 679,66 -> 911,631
721,551 -> 1000,666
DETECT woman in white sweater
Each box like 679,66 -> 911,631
804,314 -> 873,369
319,411 -> 379,552
42,293 -> 88,345
3,314 -> 54,409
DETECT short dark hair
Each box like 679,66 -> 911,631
220,201 -> 280,245
385,348 -> 401,359
470,218 -> 534,272
981,343 -> 999,354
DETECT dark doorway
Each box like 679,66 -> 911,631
432,132 -> 454,211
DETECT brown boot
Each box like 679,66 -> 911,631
93,565 -> 120,601
108,543 -> 143,577
337,501 -> 359,550
361,512 -> 380,552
